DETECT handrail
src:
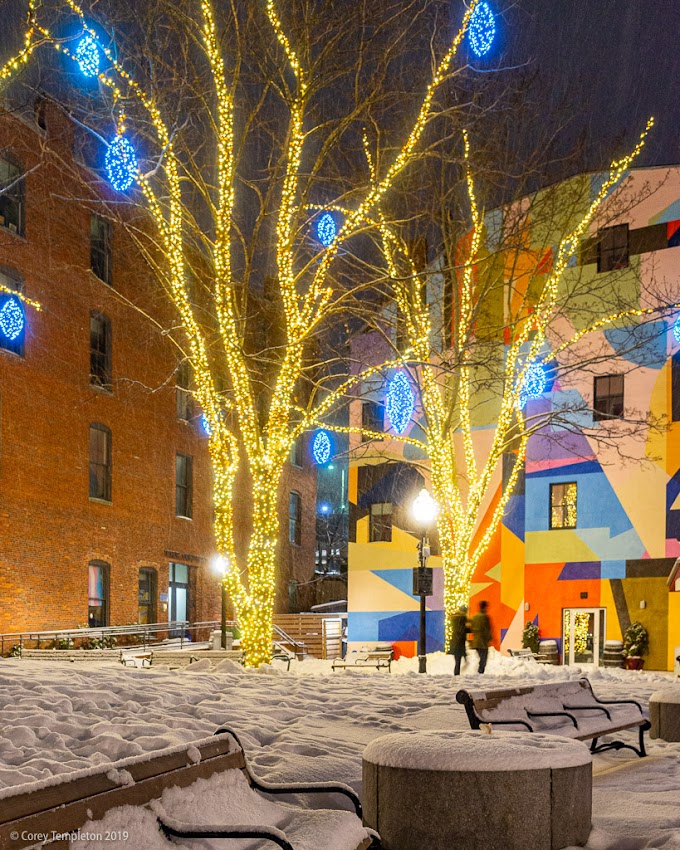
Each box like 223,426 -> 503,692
272,623 -> 306,652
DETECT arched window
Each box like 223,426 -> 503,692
88,560 -> 110,627
0,154 -> 25,237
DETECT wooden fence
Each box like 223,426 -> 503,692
273,613 -> 343,660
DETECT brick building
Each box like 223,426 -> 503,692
0,101 -> 316,636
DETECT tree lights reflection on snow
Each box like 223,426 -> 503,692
0,296 -> 25,341
468,1 -> 496,57
386,370 -> 415,433
312,429 -> 332,465
75,34 -> 99,77
105,134 -> 137,191
316,212 -> 336,247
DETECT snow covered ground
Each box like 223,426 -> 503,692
1,650 -> 679,849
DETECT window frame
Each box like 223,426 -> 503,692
289,436 -> 303,467
0,155 -> 25,237
597,224 -> 629,274
88,560 -> 110,628
175,452 -> 193,519
593,374 -> 624,422
361,400 -> 385,442
549,482 -> 578,530
90,214 -> 113,285
89,423 -> 112,502
289,490 -> 302,546
138,567 -> 157,625
176,360 -> 194,421
369,501 -> 393,542
89,311 -> 112,391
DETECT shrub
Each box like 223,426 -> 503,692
622,621 -> 649,658
522,621 -> 540,654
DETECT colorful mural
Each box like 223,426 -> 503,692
348,167 -> 680,670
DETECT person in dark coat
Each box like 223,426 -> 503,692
470,600 -> 492,674
449,605 -> 470,676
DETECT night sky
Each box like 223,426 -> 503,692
503,1 -> 680,169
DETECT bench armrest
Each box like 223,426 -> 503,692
159,816 -> 294,850
590,696 -> 645,715
526,710 -> 578,728
250,777 -> 362,818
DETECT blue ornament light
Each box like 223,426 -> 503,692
0,296 -> 25,342
673,316 -> 680,345
468,1 -> 496,58
200,414 -> 211,436
75,35 -> 100,77
386,371 -> 415,434
316,213 -> 337,247
517,361 -> 547,410
313,430 -> 332,465
105,134 -> 137,192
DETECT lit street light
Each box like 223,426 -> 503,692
411,488 -> 438,673
211,555 -> 230,649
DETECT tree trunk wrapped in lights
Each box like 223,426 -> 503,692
1,0 -> 487,665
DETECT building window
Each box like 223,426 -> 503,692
90,312 -> 112,390
0,157 -> 24,236
362,400 -> 385,441
176,453 -> 193,518
550,482 -> 577,530
673,352 -> 680,423
593,374 -> 624,421
138,567 -> 157,624
89,423 -> 112,501
369,502 -> 392,542
597,224 -> 629,273
88,560 -> 109,627
290,436 -> 303,467
168,562 -> 190,625
176,360 -> 193,421
90,215 -> 112,285
289,491 -> 302,545
0,271 -> 26,357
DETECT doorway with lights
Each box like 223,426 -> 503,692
562,608 -> 606,666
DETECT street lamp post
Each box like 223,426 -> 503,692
411,488 -> 438,674
211,555 -> 230,649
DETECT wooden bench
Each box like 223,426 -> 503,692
332,647 -> 393,672
0,727 -> 376,850
508,648 -> 552,664
457,677 -> 651,757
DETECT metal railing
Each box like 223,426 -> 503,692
0,620 -> 223,656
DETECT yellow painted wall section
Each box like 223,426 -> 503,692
668,592 -> 680,670
525,530 -> 598,564
600,581 -> 623,642
500,526 -> 525,612
621,577 -> 668,671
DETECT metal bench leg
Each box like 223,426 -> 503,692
590,737 -> 598,754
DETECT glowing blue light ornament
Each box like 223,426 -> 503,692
386,370 -> 415,434
673,316 -> 680,345
316,212 -> 336,247
517,361 -> 547,410
200,414 -> 211,436
105,134 -> 137,192
75,35 -> 100,77
468,1 -> 496,58
0,296 -> 25,342
313,430 -> 332,465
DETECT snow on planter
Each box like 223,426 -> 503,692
363,729 -> 591,772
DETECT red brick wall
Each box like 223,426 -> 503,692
0,103 -> 315,635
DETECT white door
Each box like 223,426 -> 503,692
563,608 -> 605,665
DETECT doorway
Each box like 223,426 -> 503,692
562,608 -> 605,665
168,562 -> 190,635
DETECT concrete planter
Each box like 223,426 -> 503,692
362,731 -> 592,850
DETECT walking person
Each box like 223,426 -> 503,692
470,600 -> 492,674
449,605 -> 470,676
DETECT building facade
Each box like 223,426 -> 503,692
347,166 -> 680,670
0,101 -> 316,637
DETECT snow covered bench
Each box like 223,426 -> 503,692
508,648 -> 553,664
332,647 -> 393,672
0,727 -> 376,850
456,677 -> 651,757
